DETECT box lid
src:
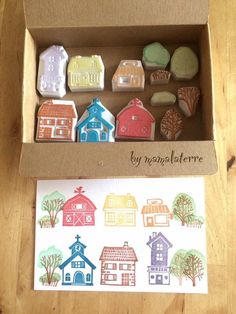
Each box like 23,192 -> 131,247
23,0 -> 208,29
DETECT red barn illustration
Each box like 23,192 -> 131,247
63,187 -> 96,226
115,98 -> 155,140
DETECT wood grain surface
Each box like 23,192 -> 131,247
0,0 -> 235,313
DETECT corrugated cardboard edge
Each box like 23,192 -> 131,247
23,0 -> 209,29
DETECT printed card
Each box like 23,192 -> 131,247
34,178 -> 207,293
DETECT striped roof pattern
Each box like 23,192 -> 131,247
100,244 -> 137,262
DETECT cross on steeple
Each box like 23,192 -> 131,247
75,235 -> 81,242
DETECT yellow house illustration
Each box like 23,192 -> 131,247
68,55 -> 104,92
103,193 -> 138,226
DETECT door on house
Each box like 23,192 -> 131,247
87,130 -> 99,142
147,216 -> 154,226
122,273 -> 130,286
74,271 -> 85,285
156,274 -> 163,285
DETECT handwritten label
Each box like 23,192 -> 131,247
130,151 -> 203,168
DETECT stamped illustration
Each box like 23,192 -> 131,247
103,193 -> 138,226
100,242 -> 138,286
142,198 -> 173,227
170,249 -> 205,287
63,187 -> 96,226
59,235 -> 96,286
172,193 -> 204,228
38,246 -> 63,286
38,191 -> 65,228
147,232 -> 173,285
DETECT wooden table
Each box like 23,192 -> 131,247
0,1 -> 235,313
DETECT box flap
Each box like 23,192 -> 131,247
23,0 -> 208,29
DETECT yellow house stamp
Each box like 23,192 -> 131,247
68,55 -> 105,92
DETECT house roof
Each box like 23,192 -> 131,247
146,232 -> 173,249
142,199 -> 170,214
38,100 -> 78,118
103,193 -> 138,210
113,60 -> 144,77
100,242 -> 137,262
59,250 -> 96,270
63,189 -> 96,212
40,45 -> 68,60
117,98 -> 155,122
68,55 -> 104,72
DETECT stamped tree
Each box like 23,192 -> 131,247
38,191 -> 66,228
183,250 -> 205,287
38,246 -> 63,286
172,193 -> 195,226
170,249 -> 187,286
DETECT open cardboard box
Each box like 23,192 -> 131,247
20,0 -> 217,178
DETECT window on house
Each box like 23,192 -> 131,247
101,132 -> 107,141
81,132 -> 86,141
106,213 -> 115,223
86,274 -> 91,282
119,264 -> 131,270
156,243 -> 163,250
87,122 -> 101,129
131,115 -> 139,121
156,253 -> 163,261
71,261 -> 85,268
104,274 -> 117,281
119,76 -> 130,84
105,263 -> 117,270
127,200 -> 133,207
75,203 -> 83,210
48,64 -> 54,71
65,273 -> 71,281
126,213 -> 134,223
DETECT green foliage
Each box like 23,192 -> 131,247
171,249 -> 205,287
172,193 -> 196,226
38,246 -> 63,285
170,249 -> 187,285
39,272 -> 61,282
40,191 -> 66,227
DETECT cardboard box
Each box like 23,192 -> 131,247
20,0 -> 217,178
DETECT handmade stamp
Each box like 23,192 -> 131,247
150,91 -> 176,106
160,108 -> 184,140
150,69 -> 171,85
76,98 -> 115,142
68,55 -> 104,92
36,99 -> 78,142
112,60 -> 145,92
116,98 -> 155,140
178,87 -> 200,117
171,47 -> 199,80
143,42 -> 170,70
142,199 -> 173,227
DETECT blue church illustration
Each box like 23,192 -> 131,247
76,98 -> 115,142
59,235 -> 96,286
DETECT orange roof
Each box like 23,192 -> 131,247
38,100 -> 77,118
142,199 -> 170,214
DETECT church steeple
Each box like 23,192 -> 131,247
69,234 -> 87,255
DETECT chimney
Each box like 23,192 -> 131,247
123,241 -> 128,248
152,232 -> 157,238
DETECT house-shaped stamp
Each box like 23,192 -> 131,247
76,98 -> 115,142
37,45 -> 68,98
100,242 -> 138,286
68,55 -> 104,92
36,99 -> 78,142
147,232 -> 173,285
63,187 -> 96,226
59,235 -> 96,286
142,199 -> 173,227
115,98 -> 155,140
112,60 -> 145,92
103,193 -> 138,226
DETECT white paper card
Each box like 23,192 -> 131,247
34,178 -> 207,293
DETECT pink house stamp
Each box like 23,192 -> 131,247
63,187 -> 96,226
100,242 -> 138,286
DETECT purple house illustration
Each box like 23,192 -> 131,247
147,232 -> 172,285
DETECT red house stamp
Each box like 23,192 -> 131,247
63,187 -> 96,226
